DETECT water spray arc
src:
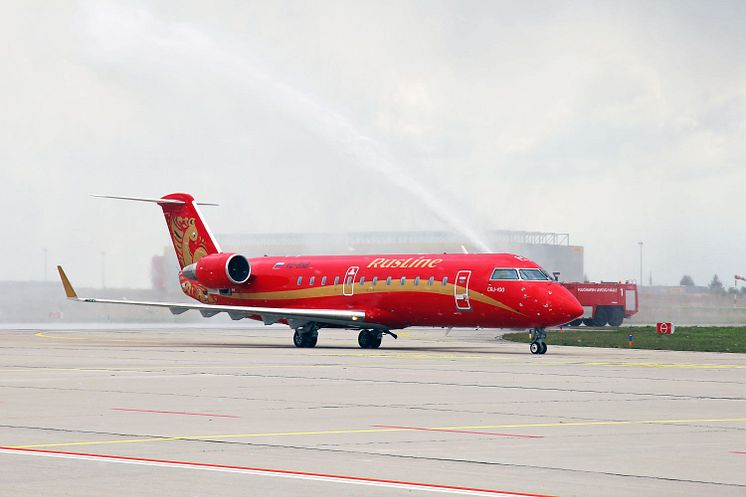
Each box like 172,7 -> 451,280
85,4 -> 492,253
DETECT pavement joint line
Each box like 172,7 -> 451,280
111,408 -> 240,418
26,334 -> 746,369
316,353 -> 746,369
0,364 -> 348,373
9,417 -> 746,450
0,447 -> 557,497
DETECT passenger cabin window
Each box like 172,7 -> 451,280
414,276 -> 420,286
321,276 -> 327,286
372,276 -> 378,286
297,276 -> 303,286
490,268 -> 519,280
359,276 -> 366,286
386,276 -> 392,286
309,276 -> 315,286
428,276 -> 434,286
334,276 -> 340,285
442,277 -> 448,286
519,268 -> 551,280
400,277 -> 406,286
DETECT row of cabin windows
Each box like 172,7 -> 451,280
297,275 -> 449,287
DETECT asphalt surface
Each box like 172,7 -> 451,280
0,325 -> 744,497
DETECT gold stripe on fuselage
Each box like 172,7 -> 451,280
224,282 -> 522,315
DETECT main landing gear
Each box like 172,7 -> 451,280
529,328 -> 548,355
293,324 -> 397,349
358,329 -> 382,349
293,323 -> 318,348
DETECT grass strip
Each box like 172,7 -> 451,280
503,326 -> 746,353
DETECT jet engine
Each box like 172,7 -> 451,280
182,253 -> 251,289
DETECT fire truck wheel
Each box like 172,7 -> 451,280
592,307 -> 609,327
607,308 -> 624,327
569,319 -> 583,327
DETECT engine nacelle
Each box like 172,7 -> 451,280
182,253 -> 251,289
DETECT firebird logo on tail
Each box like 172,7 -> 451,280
169,216 -> 208,267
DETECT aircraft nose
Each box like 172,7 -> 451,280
525,283 -> 583,326
557,286 -> 583,320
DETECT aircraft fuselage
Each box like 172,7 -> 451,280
180,252 -> 582,331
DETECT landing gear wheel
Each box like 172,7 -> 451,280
358,329 -> 382,349
293,329 -> 318,348
529,327 -> 548,355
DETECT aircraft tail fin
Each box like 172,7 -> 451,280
94,193 -> 221,269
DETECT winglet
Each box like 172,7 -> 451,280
57,266 -> 78,299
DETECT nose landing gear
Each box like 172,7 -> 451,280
529,328 -> 548,354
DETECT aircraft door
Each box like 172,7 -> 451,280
454,270 -> 472,311
343,266 -> 359,296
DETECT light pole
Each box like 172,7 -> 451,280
638,242 -> 643,287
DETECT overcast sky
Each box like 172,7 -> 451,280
2,0 -> 745,289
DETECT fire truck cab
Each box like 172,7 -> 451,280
561,282 -> 638,327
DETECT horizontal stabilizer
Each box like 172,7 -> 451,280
92,194 -> 218,206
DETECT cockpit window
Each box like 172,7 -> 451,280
490,268 -> 519,280
519,268 -> 551,280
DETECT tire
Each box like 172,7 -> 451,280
592,307 -> 609,327
539,342 -> 547,354
607,307 -> 624,327
293,329 -> 317,348
358,330 -> 375,349
293,329 -> 304,348
530,342 -> 541,354
569,319 -> 583,327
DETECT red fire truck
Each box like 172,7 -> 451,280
561,282 -> 639,327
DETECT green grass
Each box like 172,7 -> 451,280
502,326 -> 746,353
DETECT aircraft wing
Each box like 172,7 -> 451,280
57,266 -> 368,329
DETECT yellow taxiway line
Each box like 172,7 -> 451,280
10,417 -> 746,450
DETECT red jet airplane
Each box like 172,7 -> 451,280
57,193 -> 583,354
